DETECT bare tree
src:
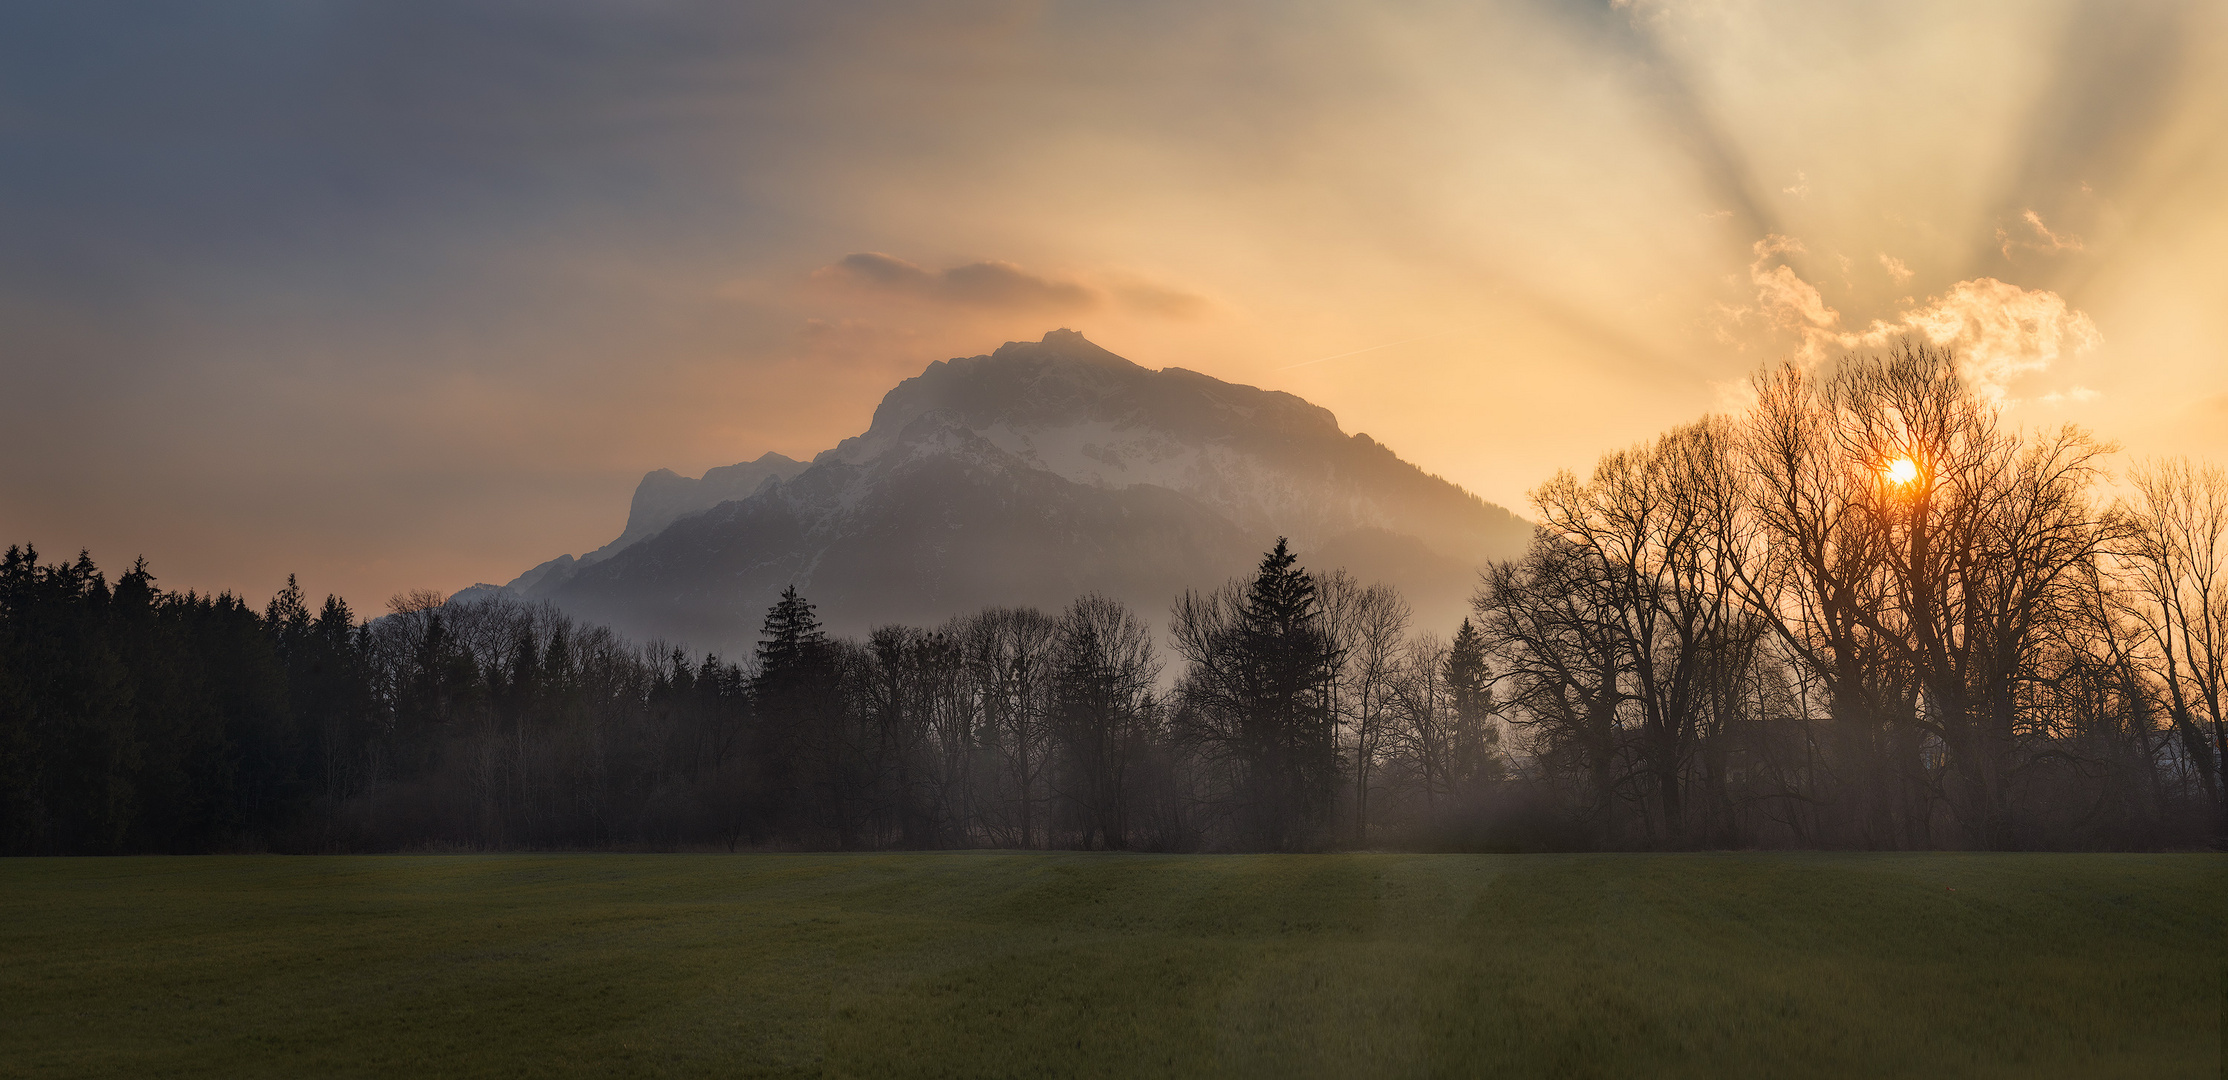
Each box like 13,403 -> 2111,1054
1051,594 -> 1160,849
1324,577 -> 1409,843
1828,345 -> 2122,846
1738,358 -> 1923,847
1530,417 -> 1757,844
1383,625 -> 1503,827
2122,458 -> 2228,837
1475,536 -> 1628,839
959,607 -> 1059,848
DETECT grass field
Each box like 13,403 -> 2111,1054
1,852 -> 2217,1078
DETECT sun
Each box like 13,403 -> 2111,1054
1886,457 -> 1919,484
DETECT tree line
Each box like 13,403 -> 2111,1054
2,343 -> 2219,852
0,538 -> 1501,853
1479,344 -> 2221,849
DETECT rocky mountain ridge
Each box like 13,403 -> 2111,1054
457,330 -> 1532,652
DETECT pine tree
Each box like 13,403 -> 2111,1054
754,586 -> 827,679
750,586 -> 841,843
1444,618 -> 1501,785
1236,539 -> 1339,849
265,574 -> 311,643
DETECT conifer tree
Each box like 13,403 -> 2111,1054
750,586 -> 842,842
1238,539 -> 1340,848
1443,618 -> 1500,785
1171,539 -> 1342,849
265,574 -> 311,644
755,585 -> 827,679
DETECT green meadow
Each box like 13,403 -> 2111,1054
1,853 -> 2216,1078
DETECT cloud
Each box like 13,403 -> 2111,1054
816,253 -> 1099,312
1878,253 -> 1913,284
1890,278 -> 2101,403
1735,236 -> 1840,355
1739,236 -> 2100,401
810,253 -> 1209,319
1997,209 -> 2084,260
5,2 -> 2215,611
1112,281 -> 1212,320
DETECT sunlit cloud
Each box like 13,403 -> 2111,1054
1749,235 -> 1838,330
1997,209 -> 2085,261
1720,235 -> 1841,361
1736,235 -> 2101,402
1890,278 -> 2101,403
2,1 -> 2219,607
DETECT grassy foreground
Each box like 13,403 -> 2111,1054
1,853 -> 2217,1078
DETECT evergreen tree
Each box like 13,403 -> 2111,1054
1236,539 -> 1340,849
755,586 -> 827,678
265,575 -> 311,646
1444,618 -> 1501,785
1171,539 -> 1342,850
750,586 -> 843,843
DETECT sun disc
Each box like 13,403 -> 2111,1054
1887,457 -> 1918,484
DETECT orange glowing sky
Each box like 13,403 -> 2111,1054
3,1 -> 2223,608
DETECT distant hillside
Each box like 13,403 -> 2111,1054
458,330 -> 1532,651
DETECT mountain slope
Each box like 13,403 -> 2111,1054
467,330 -> 1532,651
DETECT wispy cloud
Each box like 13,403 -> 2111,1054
1,1 -> 2215,607
815,254 -> 1098,312
1997,209 -> 2084,260
1108,279 -> 1212,320
1749,235 -> 1838,330
810,254 -> 1208,319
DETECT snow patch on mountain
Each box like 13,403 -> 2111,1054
459,330 -> 1532,649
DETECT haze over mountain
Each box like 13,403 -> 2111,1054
460,331 -> 1531,651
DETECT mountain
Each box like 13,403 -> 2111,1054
457,330 -> 1533,653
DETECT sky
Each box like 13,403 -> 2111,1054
3,0 -> 2223,610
